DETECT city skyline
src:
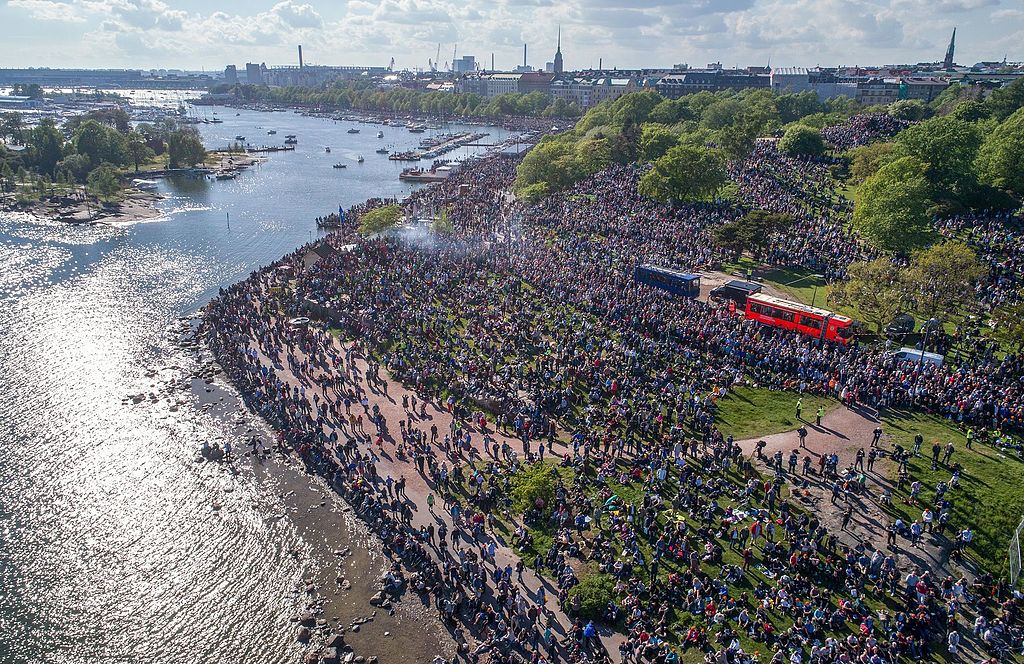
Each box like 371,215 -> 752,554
1,0 -> 1021,72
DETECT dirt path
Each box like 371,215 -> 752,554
259,333 -> 626,661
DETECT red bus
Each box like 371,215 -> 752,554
744,293 -> 855,344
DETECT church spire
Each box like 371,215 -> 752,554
943,27 -> 956,69
553,25 -> 564,75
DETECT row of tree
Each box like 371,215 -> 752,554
208,82 -> 583,120
514,88 -> 855,201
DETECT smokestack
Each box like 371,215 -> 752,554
491,53 -> 494,71
599,58 -> 602,70
523,43 -> 527,68
298,45 -> 303,68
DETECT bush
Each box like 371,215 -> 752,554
778,124 -> 825,157
359,204 -> 403,235
510,462 -> 558,514
567,574 -> 615,621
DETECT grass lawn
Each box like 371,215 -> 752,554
715,386 -> 835,440
880,409 -> 1024,576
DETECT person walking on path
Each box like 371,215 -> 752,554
841,505 -> 853,531
798,425 -> 808,449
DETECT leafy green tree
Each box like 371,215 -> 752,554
830,258 -> 908,333
25,119 -> 64,177
567,574 -> 615,621
358,204 -> 402,234
56,153 -> 91,183
712,210 -> 795,261
510,463 -> 558,515
0,162 -> 14,193
892,114 -> 982,196
775,91 -> 823,124
845,142 -> 896,184
638,124 -> 677,161
126,131 -> 155,172
990,298 -> 1024,353
975,107 -> 1024,198
987,78 -> 1024,121
166,128 -> 206,169
888,99 -> 930,121
638,144 -> 727,204
778,124 -> 825,157
853,156 -> 934,253
73,119 -> 129,168
904,241 -> 985,321
86,163 -> 123,203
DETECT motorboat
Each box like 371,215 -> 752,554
347,128 -> 360,134
234,135 -> 245,141
131,178 -> 159,191
325,147 -> 331,153
376,131 -> 384,138
267,129 -> 277,135
356,155 -> 364,163
375,147 -> 389,154
332,163 -> 347,169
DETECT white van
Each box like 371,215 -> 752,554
892,347 -> 945,367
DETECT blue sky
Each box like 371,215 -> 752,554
1,0 -> 1020,71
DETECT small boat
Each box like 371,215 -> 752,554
408,127 -> 425,134
131,178 -> 159,191
284,137 -> 297,145
234,135 -> 245,141
215,172 -> 238,180
325,147 -> 331,153
267,130 -> 277,135
375,147 -> 389,154
332,163 -> 346,169
356,155 -> 364,163
376,131 -> 384,138
347,128 -> 360,134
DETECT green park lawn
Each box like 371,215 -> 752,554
714,386 -> 836,440
880,409 -> 1024,575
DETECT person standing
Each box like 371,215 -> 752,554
795,398 -> 803,420
871,426 -> 882,447
798,425 -> 808,449
816,406 -> 824,427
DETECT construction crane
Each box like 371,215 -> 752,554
434,43 -> 441,72
428,59 -> 436,72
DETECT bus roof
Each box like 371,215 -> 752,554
723,280 -> 763,293
748,292 -> 852,323
638,264 -> 700,282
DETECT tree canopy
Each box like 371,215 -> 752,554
778,124 -> 825,157
637,144 -> 727,204
359,204 -> 403,235
853,156 -> 934,253
891,114 -> 982,197
975,107 -> 1024,199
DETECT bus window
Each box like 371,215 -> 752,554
772,308 -> 795,322
799,316 -> 822,330
835,325 -> 853,339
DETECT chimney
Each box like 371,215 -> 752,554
599,58 -> 602,70
523,43 -> 527,68
298,45 -> 303,68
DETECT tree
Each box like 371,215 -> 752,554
778,124 -> 825,157
25,119 -> 64,177
126,132 -> 155,172
510,463 -> 558,515
56,153 -> 92,183
892,114 -> 982,196
990,299 -> 1024,353
712,210 -> 795,262
567,574 -> 615,621
903,241 -> 985,322
853,156 -> 934,253
358,204 -> 402,234
86,163 -> 124,203
638,123 -> 677,161
166,128 -> 206,169
0,162 -> 14,193
845,142 -> 895,184
638,144 -> 726,204
987,78 -> 1024,122
888,99 -> 930,121
831,258 -> 908,333
73,119 -> 129,168
975,107 -> 1024,198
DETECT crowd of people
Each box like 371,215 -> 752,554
201,113 -> 1024,663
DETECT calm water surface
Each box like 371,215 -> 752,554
0,107 -> 510,663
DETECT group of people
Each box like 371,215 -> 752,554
201,112 -> 1024,663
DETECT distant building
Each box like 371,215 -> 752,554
655,69 -> 768,99
518,72 -> 554,96
0,68 -> 144,87
262,65 -> 388,87
544,62 -> 555,73
770,67 -> 857,100
224,65 -> 238,84
0,95 -> 43,110
454,56 -> 476,74
553,26 -> 564,75
245,63 -> 264,85
550,77 -> 595,108
856,78 -> 901,105
943,28 -> 956,70
900,77 -> 949,102
485,73 -> 521,97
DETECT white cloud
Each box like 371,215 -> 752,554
7,0 -> 85,22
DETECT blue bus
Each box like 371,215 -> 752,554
634,264 -> 701,298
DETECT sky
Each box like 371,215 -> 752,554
0,0 -> 1020,72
